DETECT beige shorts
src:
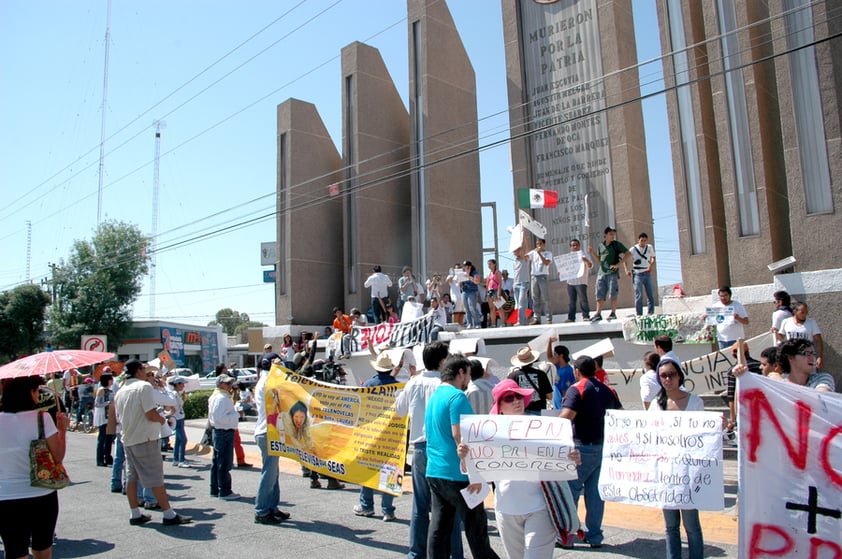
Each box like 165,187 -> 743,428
125,439 -> 165,488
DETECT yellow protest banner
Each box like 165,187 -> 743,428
264,365 -> 408,496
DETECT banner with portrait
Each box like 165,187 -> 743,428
264,367 -> 408,496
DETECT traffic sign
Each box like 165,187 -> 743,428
81,335 -> 108,352
263,266 -> 277,283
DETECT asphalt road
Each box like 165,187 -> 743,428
7,422 -> 739,559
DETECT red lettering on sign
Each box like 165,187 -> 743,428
466,419 -> 497,442
820,425 -> 842,490
808,537 -> 842,559
748,523 -> 794,557
741,388 -> 811,470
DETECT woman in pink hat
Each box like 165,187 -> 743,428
459,379 -> 580,558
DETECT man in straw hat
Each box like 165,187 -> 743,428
507,347 -> 553,415
354,352 -> 400,521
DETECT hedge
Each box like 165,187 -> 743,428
183,389 -> 213,420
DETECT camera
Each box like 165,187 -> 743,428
634,259 -> 642,265
302,361 -> 346,385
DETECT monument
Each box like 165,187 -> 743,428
502,0 -> 655,311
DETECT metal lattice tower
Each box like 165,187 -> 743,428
149,120 -> 165,317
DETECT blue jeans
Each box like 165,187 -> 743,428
531,275 -> 551,320
371,298 -> 387,324
111,437 -> 126,491
360,486 -> 395,515
567,283 -> 590,320
514,282 -> 529,325
211,429 -> 235,497
76,396 -> 93,424
461,290 -> 481,328
137,481 -> 156,505
173,418 -> 186,463
408,442 -> 463,559
567,444 -> 605,546
427,477 -> 500,559
254,432 -> 280,516
664,508 -> 703,559
634,272 -> 655,315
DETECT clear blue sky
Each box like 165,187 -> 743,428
0,0 -> 680,327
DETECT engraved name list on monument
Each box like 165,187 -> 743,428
519,0 -> 614,251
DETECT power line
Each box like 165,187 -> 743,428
3,3 -> 838,290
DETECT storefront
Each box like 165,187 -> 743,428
117,320 -> 226,375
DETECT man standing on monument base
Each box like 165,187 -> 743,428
589,226 -> 630,322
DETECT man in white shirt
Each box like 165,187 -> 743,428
770,290 -> 793,340
528,238 -> 553,324
253,364 -> 292,525
631,232 -> 656,316
465,359 -> 495,415
364,265 -> 392,324
208,374 -> 241,500
564,238 -> 593,322
429,296 -> 447,341
712,286 -> 749,350
114,360 -> 191,526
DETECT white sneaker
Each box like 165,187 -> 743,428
177,462 -> 192,468
219,492 -> 241,501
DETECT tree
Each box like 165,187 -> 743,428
209,308 -> 265,342
49,221 -> 150,351
0,284 -> 51,363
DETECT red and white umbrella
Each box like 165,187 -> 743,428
0,350 -> 116,380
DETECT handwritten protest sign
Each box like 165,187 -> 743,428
705,305 -> 734,326
459,414 -> 577,482
604,332 -> 775,404
599,410 -> 724,510
622,313 -> 715,344
737,373 -> 842,557
264,367 -> 408,495
345,313 -> 435,354
553,252 -> 586,283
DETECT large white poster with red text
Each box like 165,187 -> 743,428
738,373 -> 841,557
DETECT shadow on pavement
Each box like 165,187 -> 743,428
53,537 -> 115,558
287,519 -> 407,554
593,538 -> 733,557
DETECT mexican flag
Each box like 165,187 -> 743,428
518,188 -> 559,209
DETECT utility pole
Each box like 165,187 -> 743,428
25,220 -> 32,283
96,0 -> 112,225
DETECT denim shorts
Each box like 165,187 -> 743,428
596,273 -> 619,300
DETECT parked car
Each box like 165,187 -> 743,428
199,367 -> 258,389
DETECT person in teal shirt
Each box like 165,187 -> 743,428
425,355 -> 500,559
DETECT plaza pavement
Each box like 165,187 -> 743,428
26,419 -> 739,559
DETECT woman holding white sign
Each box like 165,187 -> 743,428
649,358 -> 704,559
459,379 -> 581,559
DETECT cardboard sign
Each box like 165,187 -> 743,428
737,373 -> 842,557
460,414 -> 577,482
599,410 -> 724,510
553,251 -> 587,283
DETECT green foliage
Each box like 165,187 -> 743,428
0,284 -> 51,362
209,308 -> 265,342
48,221 -> 151,350
183,389 -> 213,420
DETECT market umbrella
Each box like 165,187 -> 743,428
0,350 -> 116,380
